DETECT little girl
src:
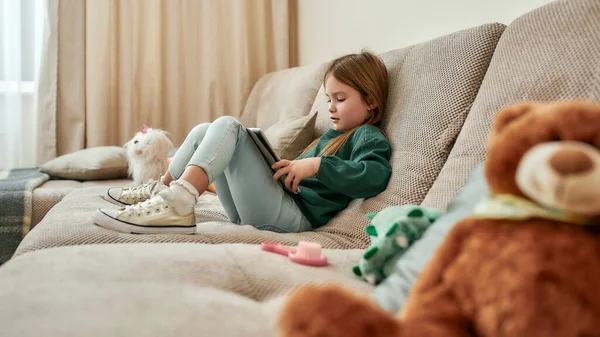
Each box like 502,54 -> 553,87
94,51 -> 393,235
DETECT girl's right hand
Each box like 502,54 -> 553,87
272,158 -> 321,193
272,160 -> 292,190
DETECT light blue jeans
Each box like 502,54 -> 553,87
168,116 -> 313,233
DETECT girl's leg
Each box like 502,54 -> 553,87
211,173 -> 241,224
165,121 -> 239,220
95,116 -> 311,234
166,123 -> 211,182
194,118 -> 312,232
161,171 -> 174,185
95,122 -> 213,234
172,115 -> 311,231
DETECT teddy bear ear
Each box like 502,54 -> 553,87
493,102 -> 537,132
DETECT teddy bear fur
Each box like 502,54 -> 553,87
278,101 -> 600,337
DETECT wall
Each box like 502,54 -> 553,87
297,0 -> 553,66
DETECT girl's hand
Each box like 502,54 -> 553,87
272,158 -> 321,193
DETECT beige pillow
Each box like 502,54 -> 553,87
40,146 -> 128,180
264,112 -> 318,160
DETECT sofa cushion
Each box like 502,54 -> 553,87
264,111 -> 318,160
0,243 -> 371,336
422,0 -> 600,210
31,178 -> 132,228
40,146 -> 128,180
15,186 -> 381,253
239,64 -> 327,130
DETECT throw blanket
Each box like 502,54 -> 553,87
0,168 -> 49,264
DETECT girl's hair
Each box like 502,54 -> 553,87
302,51 -> 388,157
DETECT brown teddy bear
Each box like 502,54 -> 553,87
277,101 -> 600,337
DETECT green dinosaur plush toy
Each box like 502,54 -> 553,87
353,205 -> 443,285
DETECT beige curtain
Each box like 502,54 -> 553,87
38,0 -> 296,163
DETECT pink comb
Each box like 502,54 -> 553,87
141,124 -> 150,134
260,241 -> 328,267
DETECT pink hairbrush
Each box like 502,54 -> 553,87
261,241 -> 328,267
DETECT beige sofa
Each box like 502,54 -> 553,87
31,178 -> 132,228
1,1 -> 599,335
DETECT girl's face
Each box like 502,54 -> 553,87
325,75 -> 374,132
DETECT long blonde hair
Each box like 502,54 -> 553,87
303,51 -> 388,157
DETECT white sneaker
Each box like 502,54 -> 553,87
106,178 -> 167,206
94,189 -> 196,235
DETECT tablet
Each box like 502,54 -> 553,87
247,128 -> 294,192
247,128 -> 281,166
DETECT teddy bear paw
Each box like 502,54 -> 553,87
278,283 -> 401,337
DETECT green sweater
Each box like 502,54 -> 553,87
295,125 -> 392,227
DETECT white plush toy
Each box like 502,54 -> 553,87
125,125 -> 172,185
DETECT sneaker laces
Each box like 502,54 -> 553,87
123,193 -> 170,215
121,179 -> 158,201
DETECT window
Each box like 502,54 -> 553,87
0,0 -> 45,169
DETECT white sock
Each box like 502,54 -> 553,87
169,180 -> 199,215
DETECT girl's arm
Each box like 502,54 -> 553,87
317,138 -> 392,199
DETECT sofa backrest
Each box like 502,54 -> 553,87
422,0 -> 600,210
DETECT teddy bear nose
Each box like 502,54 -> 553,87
549,148 -> 594,176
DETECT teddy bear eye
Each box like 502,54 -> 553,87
134,140 -> 139,144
